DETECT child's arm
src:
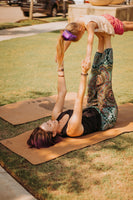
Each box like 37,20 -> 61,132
66,61 -> 90,137
82,22 -> 97,69
52,66 -> 67,120
64,40 -> 71,52
55,40 -> 71,63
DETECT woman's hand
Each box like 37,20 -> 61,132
81,57 -> 91,74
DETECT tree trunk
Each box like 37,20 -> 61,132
63,0 -> 66,18
29,0 -> 33,20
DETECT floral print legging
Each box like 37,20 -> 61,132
87,48 -> 118,130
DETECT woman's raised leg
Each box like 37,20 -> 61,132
96,35 -> 118,130
87,33 -> 104,107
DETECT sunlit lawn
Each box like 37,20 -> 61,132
0,31 -> 133,106
0,31 -> 133,200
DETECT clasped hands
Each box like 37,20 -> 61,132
56,56 -> 91,74
81,57 -> 91,74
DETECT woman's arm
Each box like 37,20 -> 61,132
52,66 -> 67,120
66,61 -> 90,137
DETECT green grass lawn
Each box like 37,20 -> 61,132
0,31 -> 133,200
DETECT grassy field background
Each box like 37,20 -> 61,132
0,31 -> 133,106
0,30 -> 133,200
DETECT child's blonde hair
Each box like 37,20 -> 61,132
56,22 -> 82,69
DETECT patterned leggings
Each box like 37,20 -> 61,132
87,48 -> 118,131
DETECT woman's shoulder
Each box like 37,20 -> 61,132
56,109 -> 73,121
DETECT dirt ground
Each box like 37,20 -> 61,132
0,5 -> 46,23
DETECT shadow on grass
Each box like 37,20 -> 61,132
0,144 -> 85,199
0,144 -> 54,200
121,99 -> 133,104
27,91 -> 52,98
90,162 -> 112,172
101,132 -> 133,151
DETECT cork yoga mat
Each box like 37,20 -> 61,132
0,92 -> 87,125
0,103 -> 133,165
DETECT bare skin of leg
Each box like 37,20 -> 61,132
95,33 -> 104,53
122,21 -> 133,31
95,33 -> 112,52
104,34 -> 112,49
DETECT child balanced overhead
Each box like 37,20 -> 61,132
56,14 -> 133,70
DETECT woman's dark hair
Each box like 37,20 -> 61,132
27,127 -> 62,149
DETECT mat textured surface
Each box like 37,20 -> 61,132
0,92 -> 84,125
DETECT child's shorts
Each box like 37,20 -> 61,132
102,14 -> 124,35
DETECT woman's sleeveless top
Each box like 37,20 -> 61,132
56,108 -> 101,137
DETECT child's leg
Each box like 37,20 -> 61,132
123,21 -> 133,31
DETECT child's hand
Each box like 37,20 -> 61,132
81,58 -> 91,74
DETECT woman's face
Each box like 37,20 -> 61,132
40,120 -> 59,137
